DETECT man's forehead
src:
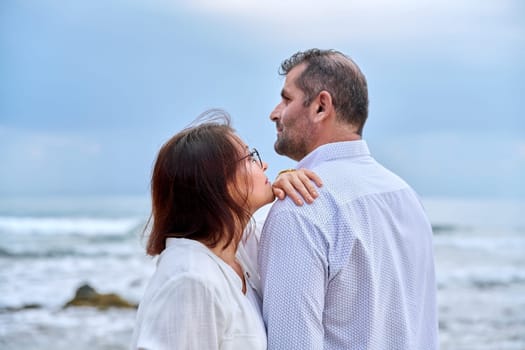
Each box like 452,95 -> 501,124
286,63 -> 306,80
284,63 -> 306,88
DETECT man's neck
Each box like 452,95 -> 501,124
308,127 -> 361,155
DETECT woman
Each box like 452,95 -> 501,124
131,110 -> 321,349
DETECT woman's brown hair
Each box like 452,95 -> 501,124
146,110 -> 251,256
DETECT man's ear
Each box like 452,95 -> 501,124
313,91 -> 333,122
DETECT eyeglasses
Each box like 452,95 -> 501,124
238,148 -> 263,168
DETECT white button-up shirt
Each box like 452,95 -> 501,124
131,237 -> 267,350
259,140 -> 439,349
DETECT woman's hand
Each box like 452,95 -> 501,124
272,169 -> 323,206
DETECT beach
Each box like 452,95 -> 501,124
0,195 -> 524,349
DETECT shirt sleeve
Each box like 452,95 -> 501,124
134,274 -> 226,350
258,206 -> 328,349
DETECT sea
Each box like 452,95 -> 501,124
0,195 -> 524,350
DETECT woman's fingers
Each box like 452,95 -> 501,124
272,169 -> 322,206
273,188 -> 285,200
300,168 -> 323,187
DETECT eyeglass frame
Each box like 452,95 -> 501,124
238,148 -> 263,168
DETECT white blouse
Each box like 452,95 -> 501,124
130,237 -> 267,350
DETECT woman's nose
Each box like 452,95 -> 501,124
262,161 -> 268,171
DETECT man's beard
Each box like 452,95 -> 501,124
274,132 -> 309,162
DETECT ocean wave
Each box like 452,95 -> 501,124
437,265 -> 525,290
0,216 -> 144,236
0,246 -> 134,259
431,224 -> 460,234
435,234 -> 525,253
0,247 -> 12,257
471,276 -> 525,289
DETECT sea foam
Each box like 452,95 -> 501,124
0,216 -> 143,236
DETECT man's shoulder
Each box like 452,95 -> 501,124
264,188 -> 337,234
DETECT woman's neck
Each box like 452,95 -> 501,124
209,241 -> 246,294
210,242 -> 237,265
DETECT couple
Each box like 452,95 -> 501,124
131,49 -> 439,349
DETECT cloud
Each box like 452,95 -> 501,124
370,130 -> 525,198
1,0 -> 522,197
0,126 -> 106,195
177,0 -> 522,48
517,142 -> 525,160
0,127 -> 102,163
0,125 -> 160,195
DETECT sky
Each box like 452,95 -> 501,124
1,0 -> 524,199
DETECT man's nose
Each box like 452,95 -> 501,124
269,104 -> 282,121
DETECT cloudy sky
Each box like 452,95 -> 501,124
1,0 -> 524,198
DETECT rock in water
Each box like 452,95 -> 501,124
75,284 -> 98,299
64,283 -> 137,310
0,303 -> 42,313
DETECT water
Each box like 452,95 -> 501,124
0,195 -> 524,349
425,198 -> 525,350
0,195 -> 154,349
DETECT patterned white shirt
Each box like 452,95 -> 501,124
258,140 -> 438,350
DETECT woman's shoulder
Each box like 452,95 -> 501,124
154,238 -> 229,287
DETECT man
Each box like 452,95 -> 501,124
258,49 -> 438,349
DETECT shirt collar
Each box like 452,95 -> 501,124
166,237 -> 208,250
297,140 -> 370,169
165,237 -> 244,291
